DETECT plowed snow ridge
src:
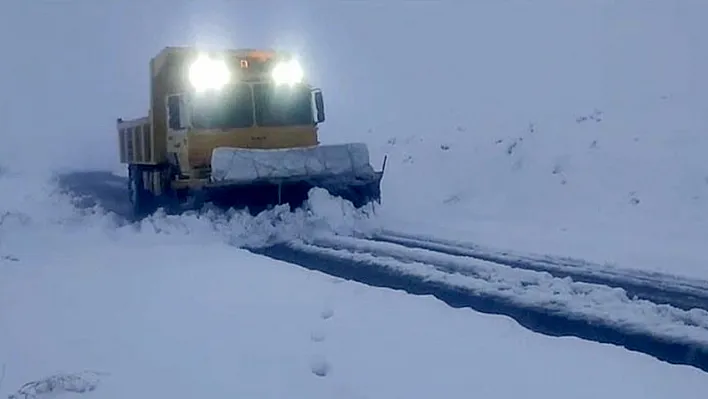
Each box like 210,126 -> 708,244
294,234 -> 708,348
372,230 -> 708,296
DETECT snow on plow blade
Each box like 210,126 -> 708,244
207,143 -> 384,212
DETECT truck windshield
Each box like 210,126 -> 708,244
253,83 -> 313,126
190,83 -> 254,129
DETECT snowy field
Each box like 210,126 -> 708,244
343,2 -> 708,279
2,0 -> 708,397
1,173 -> 707,398
368,96 -> 708,280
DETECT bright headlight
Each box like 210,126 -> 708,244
189,54 -> 230,92
272,59 -> 304,85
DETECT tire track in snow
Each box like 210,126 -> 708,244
251,238 -> 708,373
367,229 -> 708,312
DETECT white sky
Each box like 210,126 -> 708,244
0,1 -> 705,171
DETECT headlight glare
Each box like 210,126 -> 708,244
272,59 -> 304,85
189,54 -> 231,91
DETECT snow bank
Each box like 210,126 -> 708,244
118,187 -> 379,249
0,167 -> 379,256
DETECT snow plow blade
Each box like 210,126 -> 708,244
205,143 -> 384,212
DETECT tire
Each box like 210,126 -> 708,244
128,164 -> 157,220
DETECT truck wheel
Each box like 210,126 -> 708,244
128,165 -> 156,219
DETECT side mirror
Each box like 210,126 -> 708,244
313,90 -> 325,124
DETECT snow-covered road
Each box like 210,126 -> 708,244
55,171 -> 708,372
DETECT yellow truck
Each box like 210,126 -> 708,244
117,46 -> 385,218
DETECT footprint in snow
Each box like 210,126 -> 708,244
320,308 -> 334,320
310,355 -> 331,377
310,307 -> 330,342
310,330 -> 326,342
309,306 -> 335,378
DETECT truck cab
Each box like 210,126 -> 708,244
119,47 -> 325,181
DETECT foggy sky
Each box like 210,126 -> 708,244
0,1 -> 705,172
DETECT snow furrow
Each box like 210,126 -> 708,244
309,233 -> 708,311
370,229 -> 708,300
290,237 -> 708,349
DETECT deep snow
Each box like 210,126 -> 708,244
368,97 -> 708,279
1,174 -> 707,398
337,2 -> 708,279
1,0 -> 708,396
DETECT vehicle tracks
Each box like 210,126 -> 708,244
367,229 -> 708,312
252,234 -> 708,373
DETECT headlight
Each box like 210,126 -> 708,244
271,59 -> 304,85
188,54 -> 231,92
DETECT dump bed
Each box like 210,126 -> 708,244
117,117 -> 157,164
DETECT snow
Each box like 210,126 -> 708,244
1,1 -> 708,396
368,97 -> 708,279
2,1 -> 704,280
211,142 -> 377,183
326,3 -> 708,280
1,178 -> 707,398
295,235 -> 708,347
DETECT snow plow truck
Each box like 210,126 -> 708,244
117,46 -> 385,218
